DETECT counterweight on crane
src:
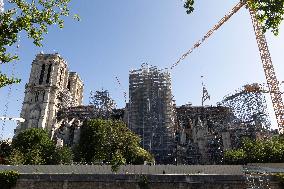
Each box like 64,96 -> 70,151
171,1 -> 284,131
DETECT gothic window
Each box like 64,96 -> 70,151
39,64 -> 45,84
35,92 -> 39,102
46,64 -> 52,84
29,108 -> 41,128
67,80 -> 71,90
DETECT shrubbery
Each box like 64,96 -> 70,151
0,170 -> 19,189
0,128 -> 73,165
74,119 -> 154,171
0,119 -> 153,170
224,136 -> 284,164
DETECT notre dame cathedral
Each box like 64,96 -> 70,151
15,53 -> 84,143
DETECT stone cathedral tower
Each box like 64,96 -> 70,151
16,53 -> 83,135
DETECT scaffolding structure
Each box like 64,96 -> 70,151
128,64 -> 176,164
174,82 -> 273,164
221,83 -> 271,130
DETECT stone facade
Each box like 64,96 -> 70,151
175,104 -> 272,165
16,54 -> 273,164
68,72 -> 84,106
16,53 -> 83,135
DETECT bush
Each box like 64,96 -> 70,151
75,119 -> 154,170
224,149 -> 246,164
0,170 -> 19,189
10,128 -> 73,165
275,173 -> 284,188
224,136 -> 284,164
0,140 -> 12,164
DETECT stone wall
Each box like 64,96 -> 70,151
12,174 -> 281,189
1,164 -> 281,189
0,165 -> 244,175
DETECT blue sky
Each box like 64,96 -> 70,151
1,0 -> 284,138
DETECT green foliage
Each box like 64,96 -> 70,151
74,119 -> 154,171
224,136 -> 284,164
11,128 -> 55,164
138,175 -> 150,189
0,140 -> 12,164
0,0 -> 73,63
275,173 -> 284,188
0,73 -> 21,88
224,149 -> 246,165
54,146 -> 74,165
0,0 -> 76,88
184,0 -> 195,14
183,0 -> 284,35
10,128 -> 73,165
8,149 -> 25,165
0,170 -> 19,189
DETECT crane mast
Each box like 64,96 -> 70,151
249,8 -> 284,131
171,1 -> 284,131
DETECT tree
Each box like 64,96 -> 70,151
74,119 -> 153,170
0,0 -> 78,88
54,146 -> 74,165
10,128 -> 73,165
89,90 -> 117,119
224,135 -> 284,164
0,140 -> 12,164
224,149 -> 246,165
183,0 -> 284,35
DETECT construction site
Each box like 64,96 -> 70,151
8,51 -> 276,164
1,1 -> 284,166
127,64 -> 176,164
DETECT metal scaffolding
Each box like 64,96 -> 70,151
221,83 -> 271,130
128,64 -> 176,164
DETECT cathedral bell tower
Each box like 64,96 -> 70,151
16,53 -> 69,134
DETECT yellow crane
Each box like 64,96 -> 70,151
170,1 -> 284,132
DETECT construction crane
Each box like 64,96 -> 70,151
242,82 -> 284,94
170,1 -> 284,132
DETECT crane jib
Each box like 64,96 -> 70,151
171,1 -> 284,132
